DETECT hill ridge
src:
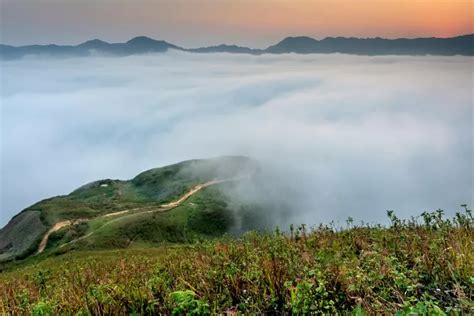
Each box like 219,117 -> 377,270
0,156 -> 258,261
37,174 -> 251,254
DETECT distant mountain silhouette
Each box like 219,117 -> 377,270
266,35 -> 474,55
123,36 -> 180,53
188,44 -> 261,54
1,34 -> 472,59
77,39 -> 110,49
0,36 -> 181,60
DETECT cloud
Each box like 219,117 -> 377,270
1,52 -> 472,227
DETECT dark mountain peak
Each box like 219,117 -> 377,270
321,36 -> 350,40
188,43 -> 262,54
78,39 -> 110,48
266,36 -> 319,53
127,36 -> 164,45
127,36 -> 152,42
278,36 -> 318,44
456,34 -> 474,39
124,36 -> 178,52
216,44 -> 239,49
83,39 -> 108,45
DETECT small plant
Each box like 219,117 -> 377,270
396,300 -> 446,316
387,210 -> 401,227
346,216 -> 354,227
16,289 -> 31,312
31,301 -> 54,316
169,290 -> 210,315
35,270 -> 50,294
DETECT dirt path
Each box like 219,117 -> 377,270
37,176 -> 249,253
159,179 -> 222,208
102,209 -> 132,218
37,219 -> 86,254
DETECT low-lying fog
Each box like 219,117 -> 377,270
1,52 -> 472,227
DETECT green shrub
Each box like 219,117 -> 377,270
169,290 -> 210,315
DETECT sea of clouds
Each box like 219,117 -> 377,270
1,52 -> 472,227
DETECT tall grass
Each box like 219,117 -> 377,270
1,208 -> 472,315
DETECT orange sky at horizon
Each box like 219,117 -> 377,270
1,0 -> 473,46
198,0 -> 473,37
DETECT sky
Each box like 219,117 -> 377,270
1,0 -> 473,47
1,52 -> 472,227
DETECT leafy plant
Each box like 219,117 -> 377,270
169,290 -> 210,315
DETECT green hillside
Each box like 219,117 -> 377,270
0,156 -> 258,261
49,186 -> 235,253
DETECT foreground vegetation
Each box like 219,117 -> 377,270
1,208 -> 473,315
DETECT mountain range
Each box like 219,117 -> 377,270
1,34 -> 473,59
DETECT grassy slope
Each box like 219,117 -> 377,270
0,209 -> 472,314
48,186 -> 235,253
0,156 -> 257,261
0,211 -> 46,261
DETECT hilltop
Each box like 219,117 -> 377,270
0,156 -> 259,262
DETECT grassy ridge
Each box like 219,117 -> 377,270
1,208 -> 472,315
0,156 -> 257,261
58,186 -> 235,251
20,186 -> 232,258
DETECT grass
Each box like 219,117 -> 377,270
0,207 -> 472,315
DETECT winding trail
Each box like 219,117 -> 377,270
37,176 -> 248,254
160,179 -> 228,208
37,219 -> 86,254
